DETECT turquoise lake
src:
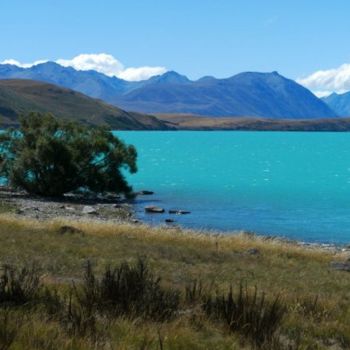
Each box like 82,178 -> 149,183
116,131 -> 350,244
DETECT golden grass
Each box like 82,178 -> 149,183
0,213 -> 349,349
0,213 -> 338,261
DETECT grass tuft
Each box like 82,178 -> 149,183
73,258 -> 180,322
0,264 -> 41,307
204,283 -> 286,348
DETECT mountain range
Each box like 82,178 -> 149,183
0,79 -> 168,129
0,62 -> 338,119
115,71 -> 336,118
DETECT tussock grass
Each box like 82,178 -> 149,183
70,259 -> 179,322
204,284 -> 286,348
0,213 -> 349,349
0,264 -> 41,306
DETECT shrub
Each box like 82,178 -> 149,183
203,284 -> 286,348
0,113 -> 137,197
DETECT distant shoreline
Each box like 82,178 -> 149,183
4,111 -> 350,132
156,114 -> 350,132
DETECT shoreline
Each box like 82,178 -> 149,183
1,188 -> 350,255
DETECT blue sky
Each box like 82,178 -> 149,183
1,0 -> 350,94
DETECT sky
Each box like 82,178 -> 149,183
1,0 -> 350,95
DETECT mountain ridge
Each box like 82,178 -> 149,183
0,62 -> 337,119
114,70 -> 336,118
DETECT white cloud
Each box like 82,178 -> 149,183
56,53 -> 124,77
118,66 -> 167,81
312,91 -> 338,98
1,53 -> 167,81
297,63 -> 350,97
0,58 -> 48,68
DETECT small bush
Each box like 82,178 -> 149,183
203,284 -> 286,348
0,264 -> 41,307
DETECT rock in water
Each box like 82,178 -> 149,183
138,190 -> 154,195
169,209 -> 191,215
145,206 -> 165,213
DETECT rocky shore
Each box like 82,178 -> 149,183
1,187 -> 350,263
0,187 -> 135,223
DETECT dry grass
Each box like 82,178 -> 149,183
0,213 -> 349,349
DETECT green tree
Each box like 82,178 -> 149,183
0,113 -> 137,197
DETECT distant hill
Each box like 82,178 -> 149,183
0,79 -> 169,130
0,62 -> 337,119
323,92 -> 350,117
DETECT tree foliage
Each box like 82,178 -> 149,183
0,113 -> 137,197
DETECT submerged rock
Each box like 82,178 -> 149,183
145,206 -> 165,213
169,209 -> 191,215
165,218 -> 175,223
138,190 -> 154,195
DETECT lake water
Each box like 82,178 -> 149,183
116,131 -> 350,244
